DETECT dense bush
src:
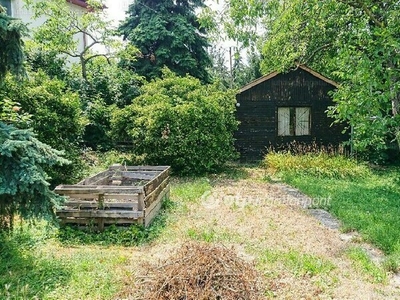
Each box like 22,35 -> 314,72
111,69 -> 238,175
67,58 -> 143,151
0,71 -> 85,184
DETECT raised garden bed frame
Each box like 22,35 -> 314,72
54,165 -> 170,231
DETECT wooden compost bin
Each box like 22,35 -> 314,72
54,165 -> 170,230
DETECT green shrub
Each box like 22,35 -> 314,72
83,99 -> 116,151
111,69 -> 238,175
0,71 -> 85,184
68,58 -> 143,151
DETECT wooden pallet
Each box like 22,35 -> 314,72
55,165 -> 170,230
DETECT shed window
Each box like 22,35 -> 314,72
0,0 -> 11,15
278,107 -> 311,136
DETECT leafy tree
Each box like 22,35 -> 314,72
0,123 -> 68,230
69,57 -> 143,108
226,0 -> 400,159
25,0 -> 121,81
207,46 -> 262,89
232,49 -> 262,88
25,42 -> 70,81
111,68 -> 238,175
221,0 -> 267,48
208,45 -> 231,88
119,0 -> 212,82
24,0 -> 142,151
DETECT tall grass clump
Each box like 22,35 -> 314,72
264,143 -> 370,179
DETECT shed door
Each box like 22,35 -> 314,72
278,107 -> 290,136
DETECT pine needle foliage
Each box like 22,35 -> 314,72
0,9 -> 26,82
0,123 -> 69,231
119,0 -> 212,82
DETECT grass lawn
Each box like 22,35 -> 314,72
1,163 -> 400,299
266,152 -> 400,271
282,168 -> 400,254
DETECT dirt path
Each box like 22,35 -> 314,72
124,170 -> 400,299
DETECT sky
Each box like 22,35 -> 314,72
103,0 -> 133,25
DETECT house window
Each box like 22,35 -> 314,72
278,107 -> 311,136
0,0 -> 11,15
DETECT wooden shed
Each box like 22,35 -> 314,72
235,65 -> 348,161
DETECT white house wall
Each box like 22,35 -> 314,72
11,0 -> 87,63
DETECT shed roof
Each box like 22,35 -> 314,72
67,0 -> 88,8
239,65 -> 339,94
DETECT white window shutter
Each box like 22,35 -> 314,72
295,107 -> 310,135
278,107 -> 290,136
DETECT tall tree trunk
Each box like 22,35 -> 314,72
81,56 -> 87,81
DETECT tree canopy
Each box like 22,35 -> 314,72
119,0 -> 212,82
225,0 -> 400,159
25,0 -> 121,81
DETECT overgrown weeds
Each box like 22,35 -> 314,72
265,145 -> 369,179
57,197 -> 175,247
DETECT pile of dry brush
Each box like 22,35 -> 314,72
135,242 -> 264,299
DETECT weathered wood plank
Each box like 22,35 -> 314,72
57,210 -> 144,218
80,170 -> 110,185
103,194 -> 139,201
92,176 -> 110,185
103,202 -> 138,209
138,193 -> 144,211
121,170 -> 160,176
145,184 -> 169,215
55,186 -> 144,194
123,166 -> 170,171
59,217 -> 142,225
62,202 -> 137,209
120,172 -> 157,180
143,167 -> 170,195
98,218 -> 105,231
63,194 -> 98,200
144,199 -> 163,227
62,201 -> 98,209
144,177 -> 169,208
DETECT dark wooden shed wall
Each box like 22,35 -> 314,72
235,68 -> 348,161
